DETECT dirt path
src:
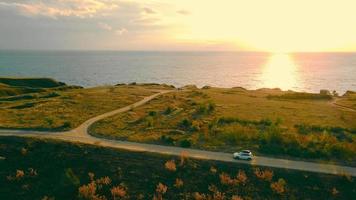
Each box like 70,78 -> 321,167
1,90 -> 356,177
329,98 -> 356,112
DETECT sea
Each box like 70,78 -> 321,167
0,50 -> 355,94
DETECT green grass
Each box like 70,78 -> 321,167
0,137 -> 354,200
90,88 -> 356,164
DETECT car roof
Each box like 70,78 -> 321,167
241,150 -> 251,153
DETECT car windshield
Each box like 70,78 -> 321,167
242,150 -> 251,153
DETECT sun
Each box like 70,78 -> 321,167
260,53 -> 301,90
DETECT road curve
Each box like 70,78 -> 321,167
1,90 -> 356,177
330,98 -> 356,112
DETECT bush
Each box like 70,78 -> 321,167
195,102 -> 215,115
178,118 -> 192,130
148,111 -> 157,117
41,92 -> 60,98
217,117 -> 273,129
267,92 -> 332,100
179,139 -> 191,148
62,121 -> 71,129
146,117 -> 154,127
160,135 -> 175,144
10,102 -> 36,109
163,107 -> 173,115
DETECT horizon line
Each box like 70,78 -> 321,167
1,49 -> 356,54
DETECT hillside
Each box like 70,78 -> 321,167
0,77 -> 66,88
0,137 -> 354,200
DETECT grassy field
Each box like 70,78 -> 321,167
336,91 -> 356,110
90,87 -> 356,163
0,78 -> 171,131
0,137 -> 354,200
0,78 -> 66,97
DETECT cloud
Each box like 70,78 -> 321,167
98,22 -> 127,35
0,0 -> 119,19
115,28 -> 127,35
177,9 -> 190,15
98,22 -> 112,31
143,7 -> 156,14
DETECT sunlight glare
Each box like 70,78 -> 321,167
260,54 -> 300,90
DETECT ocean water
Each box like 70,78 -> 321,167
0,51 -> 355,93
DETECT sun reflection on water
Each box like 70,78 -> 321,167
261,53 -> 300,90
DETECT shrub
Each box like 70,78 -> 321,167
45,118 -> 54,126
154,183 -> 168,200
164,160 -> 177,171
41,92 -> 60,98
331,187 -> 339,196
21,147 -> 27,155
148,111 -> 157,117
195,102 -> 215,115
267,92 -> 332,100
41,196 -> 55,200
10,102 -> 35,109
236,170 -> 247,185
207,102 -> 215,113
219,173 -> 235,185
62,121 -> 71,129
217,117 -> 272,128
179,139 -> 191,148
254,168 -> 273,181
96,176 -> 111,186
193,192 -> 207,200
174,178 -> 184,188
231,195 -> 243,200
164,106 -> 173,115
16,170 -> 25,180
213,191 -> 225,200
270,178 -> 286,194
78,182 -> 97,199
111,185 -> 127,199
28,168 -> 38,177
146,117 -> 154,127
160,135 -> 175,144
210,167 -> 217,174
178,118 -> 192,130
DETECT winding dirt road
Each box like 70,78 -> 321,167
1,90 -> 356,177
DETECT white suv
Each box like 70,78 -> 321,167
233,150 -> 253,160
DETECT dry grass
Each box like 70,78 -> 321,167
90,87 -> 356,162
0,85 -> 162,131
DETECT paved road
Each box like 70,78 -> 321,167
1,90 -> 356,177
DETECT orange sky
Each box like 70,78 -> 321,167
1,0 -> 356,51
159,0 -> 356,52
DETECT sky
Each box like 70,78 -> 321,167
1,0 -> 356,52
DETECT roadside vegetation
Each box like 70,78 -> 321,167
0,137 -> 354,200
0,78 -> 171,131
90,87 -> 356,164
